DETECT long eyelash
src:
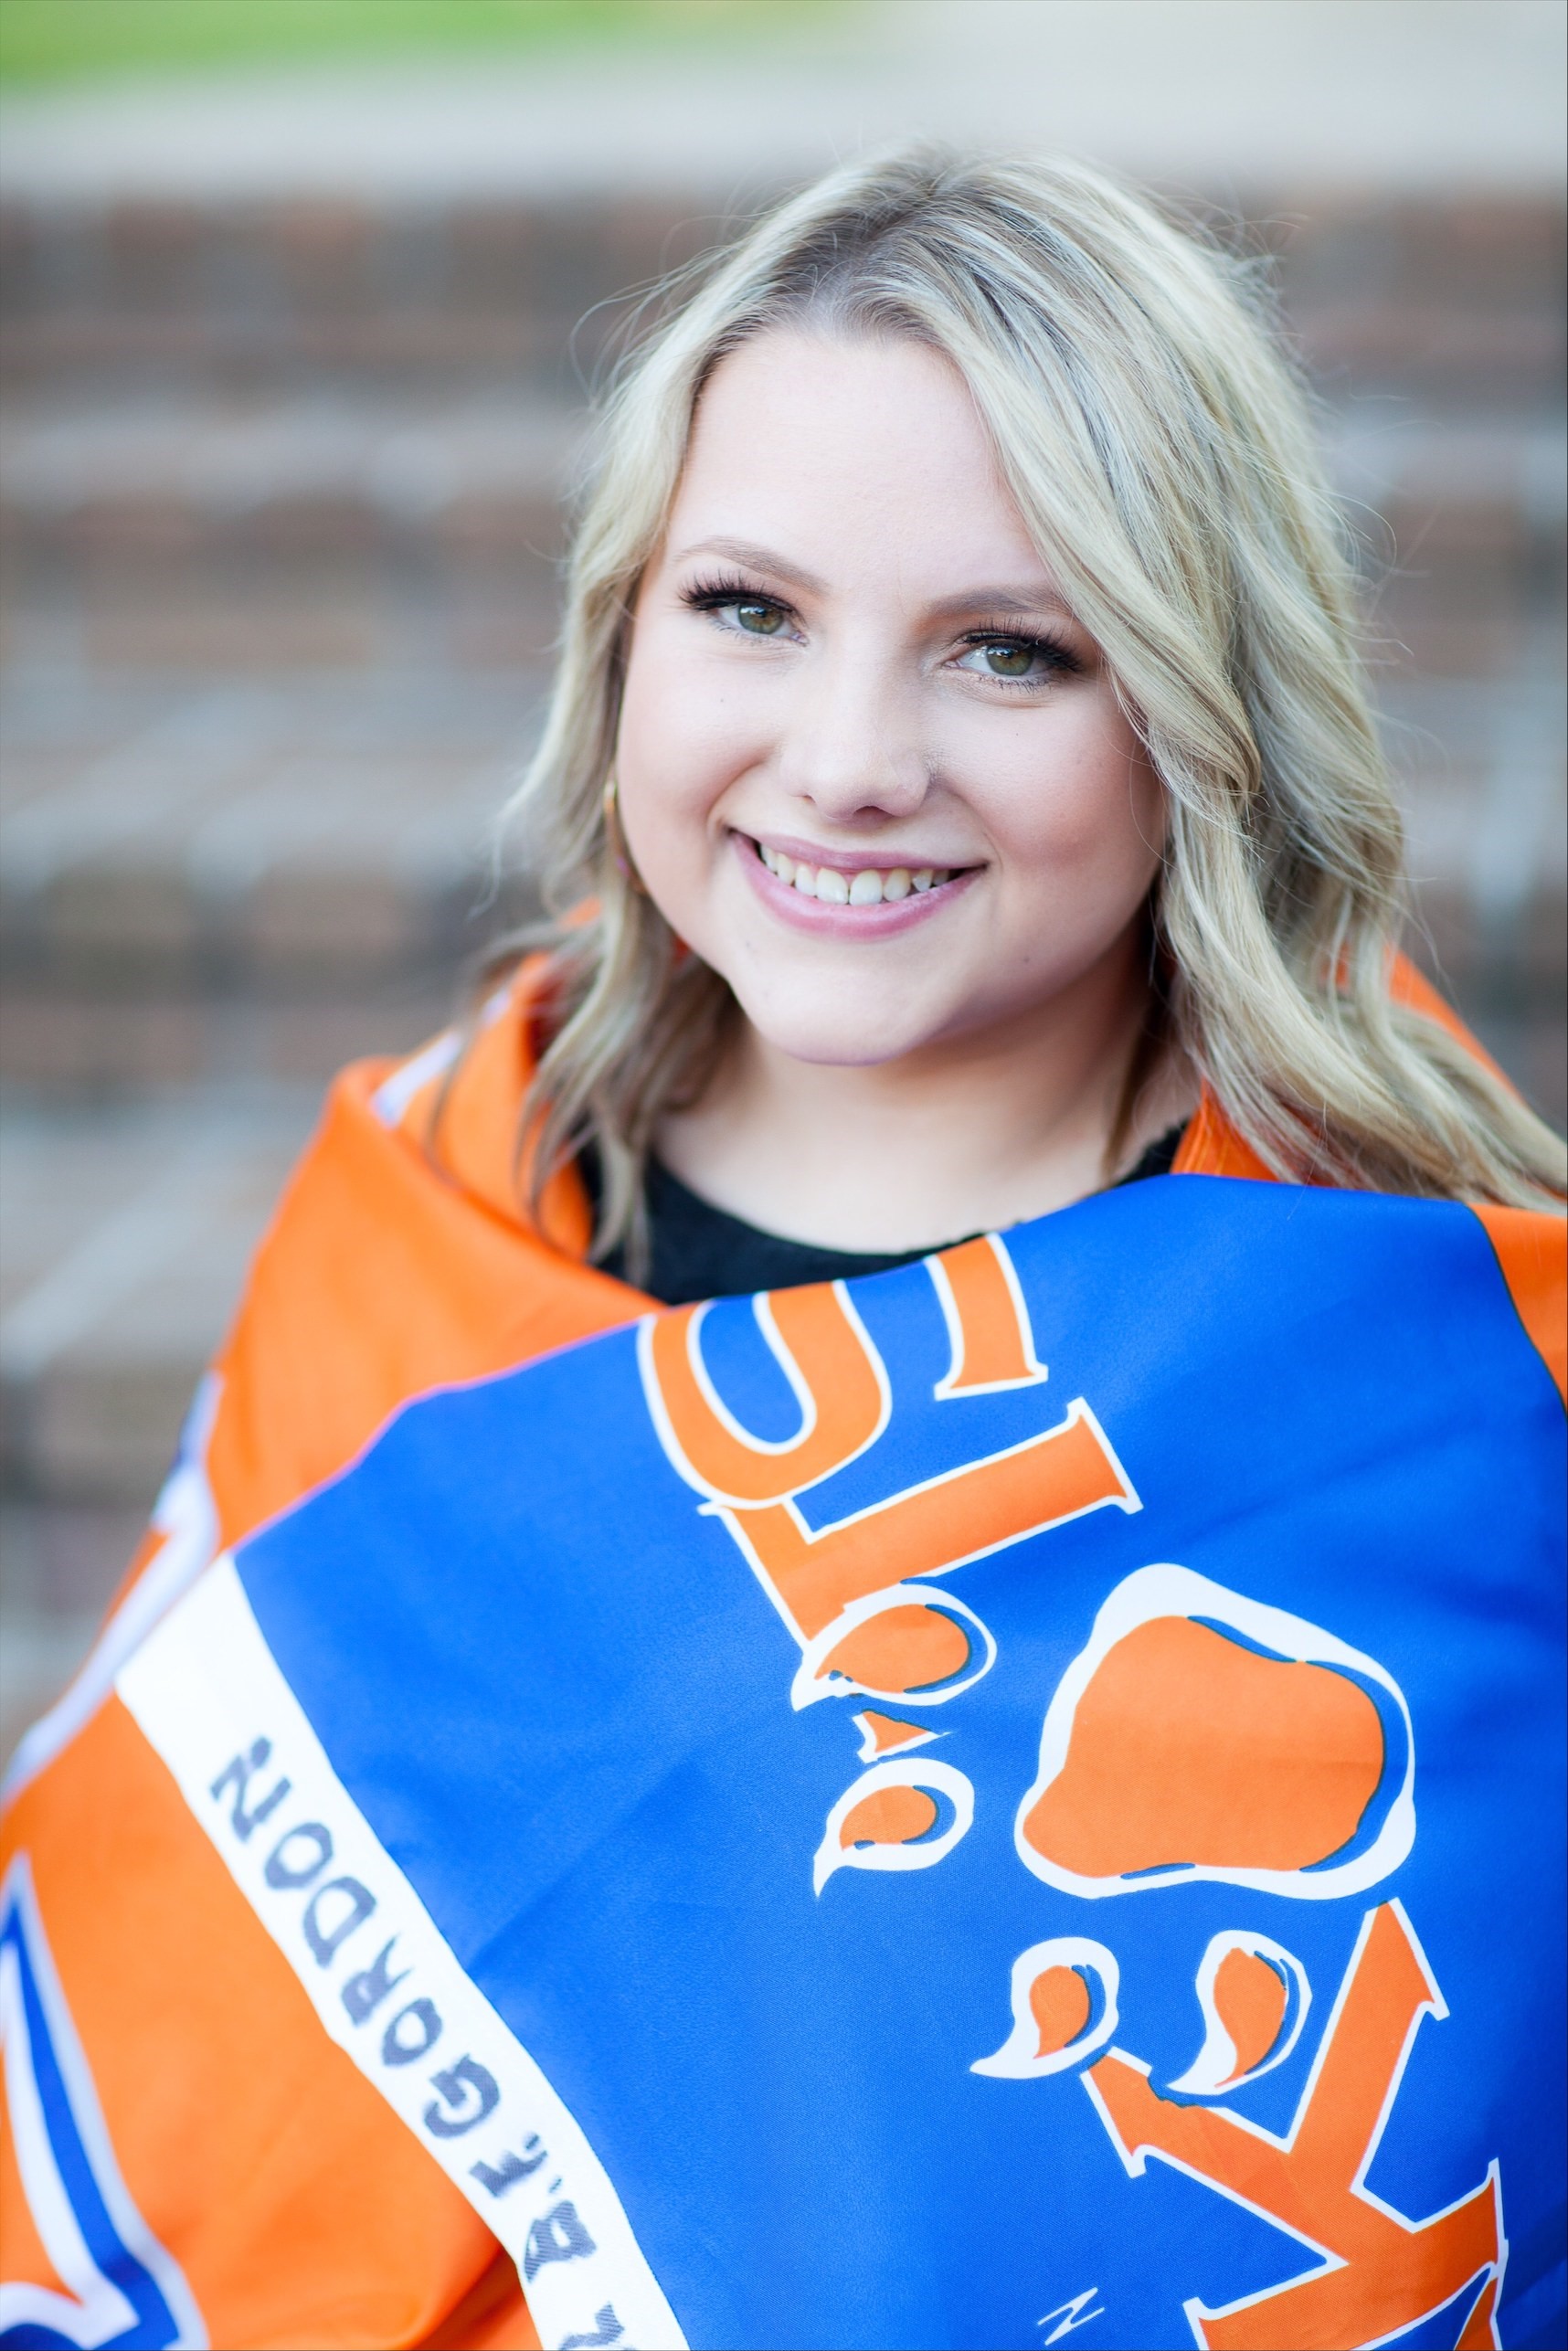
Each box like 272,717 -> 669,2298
680,570 -> 790,616
960,624 -> 1084,676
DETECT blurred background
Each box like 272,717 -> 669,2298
2,0 -> 1563,1758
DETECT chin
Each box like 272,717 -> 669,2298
773,1037 -> 919,1070
740,998 -> 938,1071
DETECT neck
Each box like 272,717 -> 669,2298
657,931 -> 1188,1253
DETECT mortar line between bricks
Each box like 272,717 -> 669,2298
0,1135 -> 229,1381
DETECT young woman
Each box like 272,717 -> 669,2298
3,154 -> 1563,2351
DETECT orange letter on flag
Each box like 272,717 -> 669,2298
1085,1901 -> 1506,2350
726,1401 -> 1137,1644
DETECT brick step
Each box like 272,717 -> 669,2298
0,195 -> 715,401
0,1085 -> 323,1508
2,189 -> 1561,405
0,1499 -> 148,1769
0,674 -> 543,1033
0,388 -> 577,672
0,391 -> 578,540
0,979 -> 461,1098
3,393 -> 1555,543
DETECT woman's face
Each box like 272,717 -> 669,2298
617,329 -> 1164,1071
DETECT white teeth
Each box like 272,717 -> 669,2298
758,842 -> 958,904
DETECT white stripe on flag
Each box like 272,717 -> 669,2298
118,1558 -> 687,2351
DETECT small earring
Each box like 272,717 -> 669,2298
602,774 -> 646,894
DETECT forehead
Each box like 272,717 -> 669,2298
669,327 -> 1046,586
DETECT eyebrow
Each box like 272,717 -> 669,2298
924,585 -> 1076,623
673,537 -> 828,596
673,537 -> 1075,623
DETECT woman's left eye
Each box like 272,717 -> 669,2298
956,637 -> 1065,683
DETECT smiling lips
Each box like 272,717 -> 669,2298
755,838 -> 962,906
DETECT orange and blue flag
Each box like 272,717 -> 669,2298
2,976 -> 1563,2351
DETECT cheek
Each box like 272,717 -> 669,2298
618,628 -> 697,805
981,704 -> 1164,908
614,618 -> 758,949
617,618 -> 767,837
615,629 -> 714,891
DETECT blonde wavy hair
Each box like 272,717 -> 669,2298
492,147 -> 1564,1261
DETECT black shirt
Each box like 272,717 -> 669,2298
595,1125 -> 1186,1307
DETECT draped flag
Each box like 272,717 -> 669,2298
2,980 -> 1563,2351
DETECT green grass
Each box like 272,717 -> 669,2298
0,0 -> 841,87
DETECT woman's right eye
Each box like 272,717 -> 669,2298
683,577 -> 794,637
725,598 -> 788,636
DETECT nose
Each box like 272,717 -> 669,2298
774,637 -> 930,824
